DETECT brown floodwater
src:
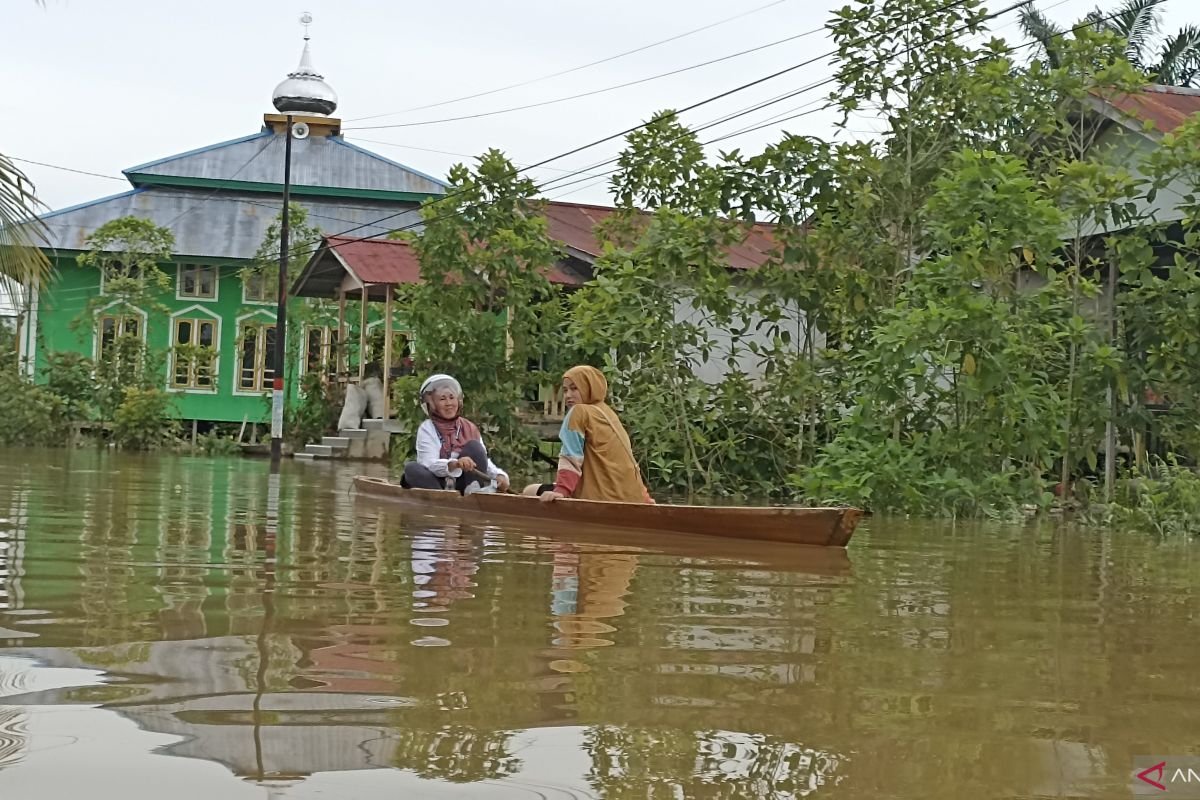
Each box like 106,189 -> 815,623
0,448 -> 1197,799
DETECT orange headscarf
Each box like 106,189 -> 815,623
562,366 -> 649,503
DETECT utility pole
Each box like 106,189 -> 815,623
270,114 -> 294,466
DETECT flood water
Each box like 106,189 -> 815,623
0,448 -> 1197,799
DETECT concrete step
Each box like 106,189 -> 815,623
304,444 -> 334,457
340,428 -> 368,440
322,436 -> 351,449
363,418 -> 386,431
293,452 -> 317,461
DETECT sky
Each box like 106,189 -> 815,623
2,0 -> 1192,214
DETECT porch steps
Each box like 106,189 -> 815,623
293,423 -> 402,462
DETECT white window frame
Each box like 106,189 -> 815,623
168,304 -> 221,393
92,301 -> 148,362
234,311 -> 278,396
176,263 -> 219,302
241,270 -> 276,305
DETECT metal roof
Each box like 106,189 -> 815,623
124,130 -> 449,195
1098,84 -> 1200,136
292,202 -> 780,300
542,201 -> 779,268
40,185 -> 424,259
293,234 -> 586,300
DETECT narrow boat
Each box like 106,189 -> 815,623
353,476 -> 864,547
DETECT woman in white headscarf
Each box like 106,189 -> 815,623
402,374 -> 510,494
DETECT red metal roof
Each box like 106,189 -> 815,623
542,201 -> 779,269
1105,85 -> 1200,134
326,235 -> 422,285
323,233 -> 580,286
316,202 -> 780,291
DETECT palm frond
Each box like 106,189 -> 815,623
1154,25 -> 1200,86
1018,6 -> 1067,69
0,154 -> 51,288
1099,0 -> 1166,68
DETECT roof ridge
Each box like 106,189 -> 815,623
1142,83 -> 1200,97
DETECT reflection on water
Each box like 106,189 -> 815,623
0,449 -> 1198,797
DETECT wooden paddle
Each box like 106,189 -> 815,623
463,467 -> 516,494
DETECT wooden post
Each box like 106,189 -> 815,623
358,287 -> 368,382
383,285 -> 393,421
336,290 -> 346,377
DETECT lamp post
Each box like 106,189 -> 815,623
269,114 -> 294,465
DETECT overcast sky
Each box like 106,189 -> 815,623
3,0 -> 1192,214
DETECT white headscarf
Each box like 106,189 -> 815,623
419,374 -> 463,416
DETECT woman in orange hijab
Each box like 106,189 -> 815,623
539,366 -> 653,504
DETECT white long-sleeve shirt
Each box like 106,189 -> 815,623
414,419 -> 508,483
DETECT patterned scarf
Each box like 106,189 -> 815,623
430,415 -> 481,460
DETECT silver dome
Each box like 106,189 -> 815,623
272,40 -> 338,116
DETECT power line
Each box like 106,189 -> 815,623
9,156 -> 127,182
343,136 -> 579,173
259,0 -> 1007,262
344,0 -> 795,123
344,26 -> 829,132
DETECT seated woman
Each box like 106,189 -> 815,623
535,365 -> 652,504
403,374 -> 510,494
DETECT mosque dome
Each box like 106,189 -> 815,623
272,38 -> 338,116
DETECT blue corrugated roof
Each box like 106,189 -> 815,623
122,131 -> 273,175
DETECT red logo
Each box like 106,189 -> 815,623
1139,762 -> 1168,791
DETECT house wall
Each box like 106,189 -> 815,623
1090,124 -> 1191,233
32,255 -> 375,424
674,289 -> 814,383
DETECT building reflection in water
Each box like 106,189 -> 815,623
0,453 -> 869,796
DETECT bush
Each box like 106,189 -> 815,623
285,370 -> 338,448
43,351 -> 96,421
1088,457 -> 1200,536
111,387 -> 178,450
195,431 -> 242,456
0,368 -> 70,446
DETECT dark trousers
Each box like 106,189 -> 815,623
402,440 -> 488,494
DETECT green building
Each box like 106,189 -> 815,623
20,38 -> 447,426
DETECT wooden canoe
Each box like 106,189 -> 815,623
353,476 -> 864,547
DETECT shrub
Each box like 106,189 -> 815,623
111,387 -> 178,450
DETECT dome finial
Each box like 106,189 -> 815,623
272,13 -> 338,116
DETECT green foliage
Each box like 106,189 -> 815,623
0,359 -> 70,446
286,369 -> 338,448
75,216 -> 174,315
43,350 -> 95,421
93,333 -> 164,423
111,387 -> 177,450
1086,458 -> 1200,535
195,431 -> 243,457
242,202 -> 323,306
399,149 -> 564,475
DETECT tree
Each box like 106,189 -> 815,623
75,216 -> 176,424
398,149 -> 564,472
1021,0 -> 1200,86
0,154 -> 51,288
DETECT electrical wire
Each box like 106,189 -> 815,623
344,0 -> 796,122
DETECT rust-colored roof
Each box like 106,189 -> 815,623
302,203 -> 780,297
542,201 -> 779,269
323,233 -> 580,286
1104,85 -> 1200,135
327,235 -> 421,285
